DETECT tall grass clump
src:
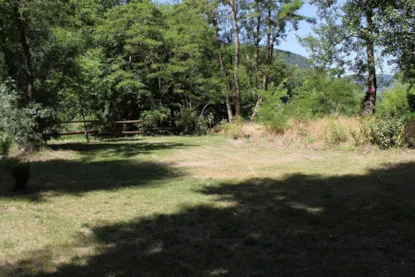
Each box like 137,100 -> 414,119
324,120 -> 349,147
224,116 -> 244,139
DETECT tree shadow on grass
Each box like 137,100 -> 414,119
3,162 -> 415,276
0,141 -> 193,200
48,141 -> 197,159
0,160 -> 183,201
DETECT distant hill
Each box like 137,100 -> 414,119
346,74 -> 395,92
277,50 -> 310,69
239,44 -> 310,69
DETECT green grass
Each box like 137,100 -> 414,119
1,135 -> 415,276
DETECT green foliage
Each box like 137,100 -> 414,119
350,121 -> 372,147
0,81 -> 41,149
1,0 -> 413,141
377,82 -> 415,117
175,107 -> 214,135
257,82 -> 290,132
367,116 -> 407,149
141,109 -> 170,128
286,71 -> 362,119
0,134 -> 12,158
175,108 -> 197,135
196,113 -> 215,136
325,121 -> 349,147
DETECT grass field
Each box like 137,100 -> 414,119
1,135 -> 415,276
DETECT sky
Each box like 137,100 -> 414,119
277,3 -> 318,58
153,0 -> 322,59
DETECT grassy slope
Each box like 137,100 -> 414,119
1,135 -> 415,277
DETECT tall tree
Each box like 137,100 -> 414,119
211,5 -> 234,121
303,0 -> 399,115
248,0 -> 307,118
380,0 -> 415,82
227,0 -> 242,116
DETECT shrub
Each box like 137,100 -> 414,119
195,113 -> 214,135
367,116 -> 407,149
350,124 -> 371,147
0,81 -> 43,150
224,116 -> 244,139
141,108 -> 170,128
0,134 -> 12,158
325,121 -> 349,147
377,83 -> 411,117
287,71 -> 362,118
257,81 -> 290,133
175,107 -> 197,134
175,107 -> 214,135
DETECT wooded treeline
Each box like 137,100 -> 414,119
0,0 -> 414,142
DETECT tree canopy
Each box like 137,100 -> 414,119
0,0 -> 414,145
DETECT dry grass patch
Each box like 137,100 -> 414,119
235,116 -> 365,149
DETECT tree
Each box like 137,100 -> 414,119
226,0 -> 243,116
303,0 -> 415,115
302,0 -> 392,115
380,0 -> 415,82
241,0 -> 307,118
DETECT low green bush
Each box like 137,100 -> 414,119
0,134 -> 12,158
325,121 -> 349,147
0,81 -> 44,150
175,107 -> 214,135
367,116 -> 407,149
141,108 -> 170,128
224,116 -> 244,139
257,82 -> 290,133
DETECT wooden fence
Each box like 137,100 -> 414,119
42,119 -> 178,142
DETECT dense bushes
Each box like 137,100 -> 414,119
257,73 -> 363,132
284,72 -> 363,119
252,75 -> 415,149
175,107 -> 214,135
0,81 -> 44,149
0,81 -> 33,190
257,82 -> 290,132
377,82 -> 415,117
366,116 -> 407,149
370,82 -> 415,148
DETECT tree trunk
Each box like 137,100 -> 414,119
225,96 -> 233,122
81,107 -> 90,143
254,9 -> 261,90
229,0 -> 241,116
251,8 -> 271,119
362,8 -> 377,116
213,10 -> 234,122
14,7 -> 34,102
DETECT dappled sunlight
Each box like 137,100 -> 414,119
287,202 -> 324,215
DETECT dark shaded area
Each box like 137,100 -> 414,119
0,141 -> 191,199
4,162 -> 415,276
0,160 -> 182,200
48,141 -> 196,158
